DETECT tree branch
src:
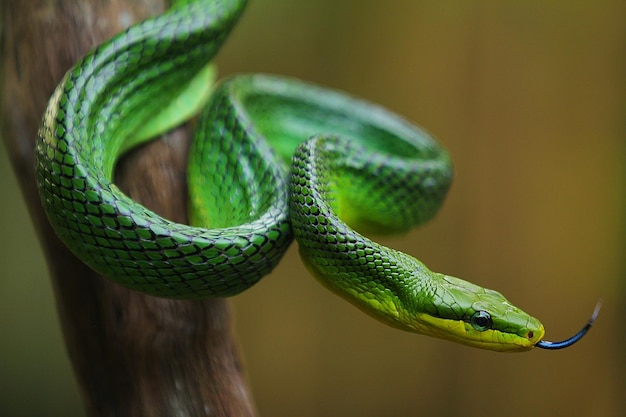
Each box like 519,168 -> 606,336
0,1 -> 256,416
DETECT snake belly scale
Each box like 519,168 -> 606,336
35,0 -> 598,351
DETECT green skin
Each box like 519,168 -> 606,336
35,0 -> 545,351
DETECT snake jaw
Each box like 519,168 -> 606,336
405,313 -> 543,352
526,324 -> 546,347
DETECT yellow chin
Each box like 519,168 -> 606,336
408,314 -> 546,352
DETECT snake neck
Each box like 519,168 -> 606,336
289,136 -> 544,351
289,136 -> 435,327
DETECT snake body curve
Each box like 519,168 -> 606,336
35,0 -> 597,351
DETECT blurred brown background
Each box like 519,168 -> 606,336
1,1 -> 624,416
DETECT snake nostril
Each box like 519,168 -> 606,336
527,331 -> 534,339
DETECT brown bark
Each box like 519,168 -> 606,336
0,1 -> 257,416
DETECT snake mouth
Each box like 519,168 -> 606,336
526,325 -> 545,346
445,328 -> 543,352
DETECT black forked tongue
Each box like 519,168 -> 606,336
536,300 -> 602,350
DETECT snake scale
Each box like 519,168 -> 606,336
35,0 -> 597,351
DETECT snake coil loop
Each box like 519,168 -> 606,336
35,0 -> 599,351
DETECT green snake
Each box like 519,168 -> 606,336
34,0 -> 598,352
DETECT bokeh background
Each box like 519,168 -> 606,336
1,1 -> 624,416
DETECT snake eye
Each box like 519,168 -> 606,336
470,310 -> 492,332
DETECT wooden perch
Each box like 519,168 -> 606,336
0,1 -> 257,416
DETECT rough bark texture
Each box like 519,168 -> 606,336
0,1 -> 257,416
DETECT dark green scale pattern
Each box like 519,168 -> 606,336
289,135 -> 452,327
33,0 -> 455,304
32,0 -> 555,350
331,139 -> 452,234
188,80 -> 291,231
35,0 -> 294,298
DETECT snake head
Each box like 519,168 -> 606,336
409,275 -> 545,352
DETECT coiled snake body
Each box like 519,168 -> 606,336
35,0 -> 597,351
